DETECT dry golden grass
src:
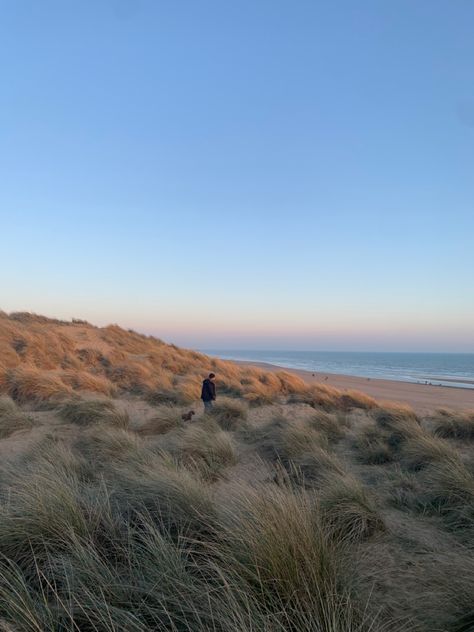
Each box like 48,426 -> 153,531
289,383 -> 377,412
60,369 -> 116,396
337,389 -> 378,411
6,366 -> 73,404
0,311 -> 395,416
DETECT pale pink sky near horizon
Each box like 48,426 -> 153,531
2,298 -> 473,352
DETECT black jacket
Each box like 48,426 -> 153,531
201,378 -> 216,402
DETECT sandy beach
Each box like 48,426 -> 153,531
236,360 -> 474,413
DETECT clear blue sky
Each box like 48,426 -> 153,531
1,1 -> 473,351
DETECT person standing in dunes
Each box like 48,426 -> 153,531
201,372 -> 216,413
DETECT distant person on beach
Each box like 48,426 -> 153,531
201,373 -> 216,413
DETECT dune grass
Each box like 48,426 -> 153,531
0,396 -> 37,439
136,404 -> 183,436
353,423 -> 394,465
431,409 -> 474,441
250,414 -> 328,462
400,433 -> 460,471
0,312 -> 473,631
318,473 -> 385,542
373,406 -> 422,450
210,396 -> 248,431
419,456 -> 474,531
6,366 -> 73,405
169,418 -> 238,481
0,392 -> 472,631
216,481 -> 369,631
308,410 -> 349,443
59,398 -> 130,428
2,311 -> 348,408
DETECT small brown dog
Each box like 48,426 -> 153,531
181,410 -> 195,422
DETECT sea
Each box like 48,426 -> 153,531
202,350 -> 474,390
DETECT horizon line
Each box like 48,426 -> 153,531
200,348 -> 474,355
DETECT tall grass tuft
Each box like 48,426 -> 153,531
59,398 -> 129,428
319,473 -> 385,542
217,481 -> 373,631
420,457 -> 474,531
353,423 -> 393,465
401,433 -> 460,471
308,410 -> 349,443
210,397 -> 248,431
136,404 -> 182,436
373,406 -> 422,450
0,396 -> 37,439
6,366 -> 72,405
431,409 -> 474,441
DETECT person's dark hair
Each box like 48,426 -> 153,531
209,373 -> 215,379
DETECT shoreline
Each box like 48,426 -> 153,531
232,360 -> 474,413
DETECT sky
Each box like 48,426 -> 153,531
1,0 -> 473,352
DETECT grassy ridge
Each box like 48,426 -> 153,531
0,311 -> 338,407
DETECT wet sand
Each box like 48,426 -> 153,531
236,360 -> 474,413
